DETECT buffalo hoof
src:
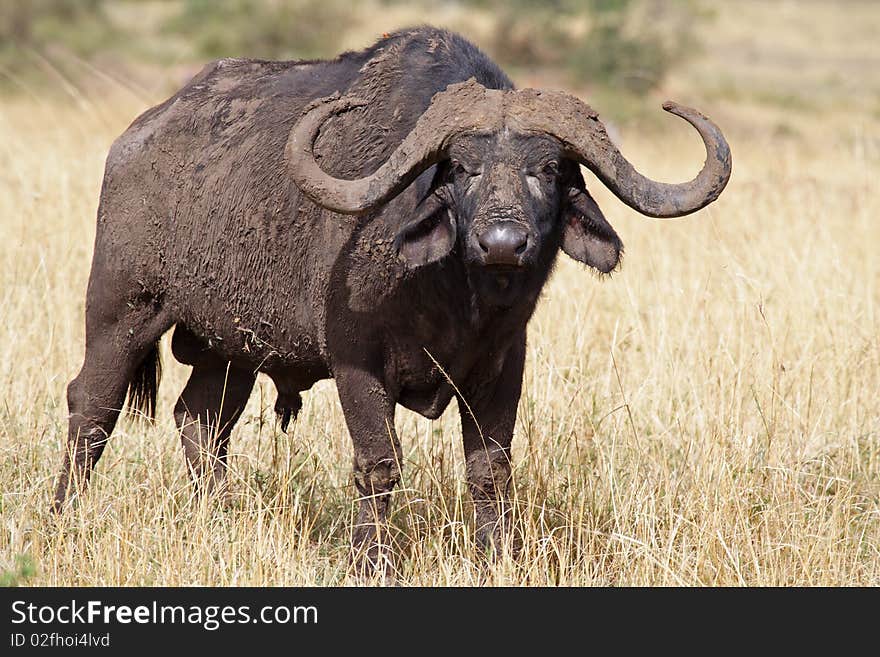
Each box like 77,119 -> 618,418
350,526 -> 398,585
475,514 -> 522,562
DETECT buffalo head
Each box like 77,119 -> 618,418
287,79 -> 731,306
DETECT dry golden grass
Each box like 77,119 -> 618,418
2,2 -> 879,586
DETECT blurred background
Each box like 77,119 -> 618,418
2,0 -> 878,134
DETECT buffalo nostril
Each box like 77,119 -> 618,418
477,222 -> 530,265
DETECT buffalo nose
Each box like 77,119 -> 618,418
477,222 -> 529,266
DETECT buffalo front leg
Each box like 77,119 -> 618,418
174,358 -> 255,500
459,333 -> 526,551
334,367 -> 401,574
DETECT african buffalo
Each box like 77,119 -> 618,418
52,26 -> 731,568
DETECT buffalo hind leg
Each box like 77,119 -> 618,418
174,357 -> 255,500
334,367 -> 401,576
52,307 -> 171,512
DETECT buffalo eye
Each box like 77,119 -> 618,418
449,159 -> 480,180
527,161 -> 559,185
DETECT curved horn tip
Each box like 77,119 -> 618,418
661,100 -> 688,116
661,101 -> 710,124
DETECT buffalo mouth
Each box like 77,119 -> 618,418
480,263 -> 527,291
483,263 -> 525,273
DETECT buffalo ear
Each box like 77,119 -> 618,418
395,191 -> 456,267
561,188 -> 623,274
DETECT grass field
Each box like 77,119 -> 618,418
1,1 -> 879,585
